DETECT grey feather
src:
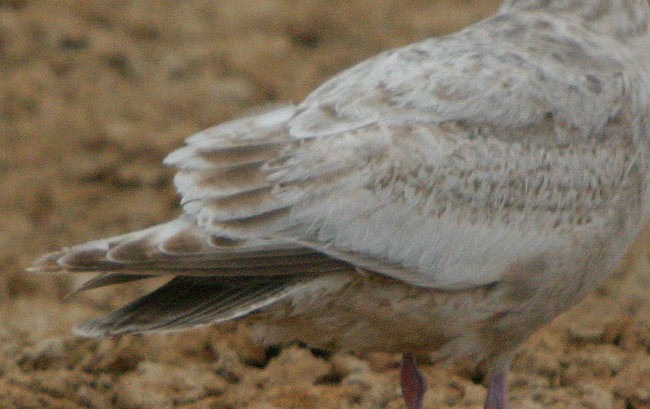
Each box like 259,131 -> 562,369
67,273 -> 155,298
75,275 -> 310,337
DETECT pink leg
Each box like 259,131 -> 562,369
484,369 -> 509,409
400,352 -> 428,409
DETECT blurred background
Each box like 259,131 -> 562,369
0,1 -> 648,408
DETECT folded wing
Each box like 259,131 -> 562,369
165,13 -> 635,289
30,10 -> 641,335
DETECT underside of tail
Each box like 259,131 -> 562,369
75,275 -> 313,337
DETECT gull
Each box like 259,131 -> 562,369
30,0 -> 650,408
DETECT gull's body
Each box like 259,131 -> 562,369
31,0 -> 650,408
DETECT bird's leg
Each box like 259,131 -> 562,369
484,368 -> 509,409
400,352 -> 428,409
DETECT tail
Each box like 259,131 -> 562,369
73,275 -> 313,337
29,217 -> 350,337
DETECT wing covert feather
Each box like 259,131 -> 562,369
290,12 -> 626,139
168,114 -> 636,289
160,11 -> 639,290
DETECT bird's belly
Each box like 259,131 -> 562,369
244,223 -> 638,365
245,273 -> 527,363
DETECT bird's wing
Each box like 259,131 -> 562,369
166,12 -> 639,290
30,215 -> 352,278
290,13 -> 628,139
33,11 -> 639,294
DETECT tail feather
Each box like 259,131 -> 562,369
74,275 -> 312,337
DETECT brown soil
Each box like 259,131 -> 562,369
1,1 -> 649,408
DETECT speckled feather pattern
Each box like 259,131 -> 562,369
30,0 -> 650,373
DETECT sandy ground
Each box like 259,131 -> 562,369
1,0 -> 649,408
